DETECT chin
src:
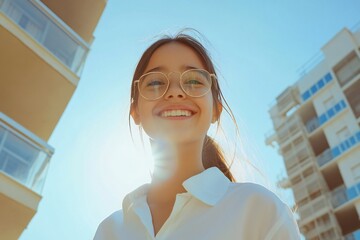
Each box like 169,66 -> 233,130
151,132 -> 205,145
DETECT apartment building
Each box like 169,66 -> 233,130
266,27 -> 360,239
0,0 -> 106,239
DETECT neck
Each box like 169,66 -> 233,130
147,137 -> 205,203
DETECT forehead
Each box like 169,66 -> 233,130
144,42 -> 206,72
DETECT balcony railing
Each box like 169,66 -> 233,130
0,113 -> 54,194
317,131 -> 360,167
306,117 -> 320,133
306,100 -> 347,133
277,115 -> 303,144
316,148 -> 334,167
331,182 -> 360,209
331,130 -> 360,159
298,195 -> 329,220
301,72 -> 333,102
0,0 -> 89,75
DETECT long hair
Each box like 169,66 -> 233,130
129,32 -> 238,182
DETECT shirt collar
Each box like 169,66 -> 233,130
123,167 -> 231,211
182,167 -> 231,206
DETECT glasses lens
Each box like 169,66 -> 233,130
181,70 -> 212,97
139,73 -> 168,100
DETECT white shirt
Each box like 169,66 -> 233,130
94,167 -> 300,240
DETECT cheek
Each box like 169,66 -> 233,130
197,95 -> 215,128
137,101 -> 153,123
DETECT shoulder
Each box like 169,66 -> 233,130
226,182 -> 301,240
226,182 -> 291,218
227,182 -> 284,207
94,210 -> 124,240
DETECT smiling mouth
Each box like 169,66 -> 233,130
160,110 -> 194,117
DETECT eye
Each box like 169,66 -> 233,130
185,79 -> 203,85
146,79 -> 165,87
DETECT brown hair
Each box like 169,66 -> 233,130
129,32 -> 238,182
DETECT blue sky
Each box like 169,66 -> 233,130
20,1 -> 360,239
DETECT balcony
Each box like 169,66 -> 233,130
276,114 -> 303,145
306,117 -> 320,133
275,86 -> 299,116
331,182 -> 360,209
344,75 -> 360,119
317,148 -> 334,167
0,113 -> 54,239
298,195 -> 330,223
306,100 -> 347,134
334,51 -> 360,87
0,0 -> 84,140
40,0 -> 107,43
331,131 -> 360,159
0,113 -> 54,194
0,0 -> 89,75
317,131 -> 360,168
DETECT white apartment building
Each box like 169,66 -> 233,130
0,0 -> 106,239
266,27 -> 360,240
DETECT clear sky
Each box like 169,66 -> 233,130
20,1 -> 360,239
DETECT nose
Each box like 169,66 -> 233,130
164,73 -> 186,100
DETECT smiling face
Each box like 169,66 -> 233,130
131,42 -> 218,144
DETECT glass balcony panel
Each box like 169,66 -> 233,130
0,0 -> 88,75
0,114 -> 53,194
1,151 -> 29,183
345,229 -> 360,240
319,114 -> 327,125
302,90 -> 311,101
350,136 -> 356,146
0,126 -> 5,142
4,133 -> 38,163
334,103 -> 341,112
317,79 -> 325,88
325,73 -> 333,82
331,185 -> 348,208
311,85 -> 318,94
306,117 -> 320,133
332,183 -> 360,208
347,186 -> 358,200
317,148 -> 333,167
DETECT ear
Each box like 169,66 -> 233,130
130,105 -> 141,125
212,102 -> 223,123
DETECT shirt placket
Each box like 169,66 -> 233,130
155,193 -> 191,240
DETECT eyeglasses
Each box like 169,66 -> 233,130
134,69 -> 215,100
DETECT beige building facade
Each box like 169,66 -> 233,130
0,0 -> 106,239
266,27 -> 360,239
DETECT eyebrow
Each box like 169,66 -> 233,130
144,65 -> 200,74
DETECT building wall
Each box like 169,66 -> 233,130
267,27 -> 360,239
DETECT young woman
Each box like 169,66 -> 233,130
94,33 -> 300,240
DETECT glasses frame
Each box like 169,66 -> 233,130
134,69 -> 216,101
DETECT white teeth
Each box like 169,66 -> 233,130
161,110 -> 192,117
